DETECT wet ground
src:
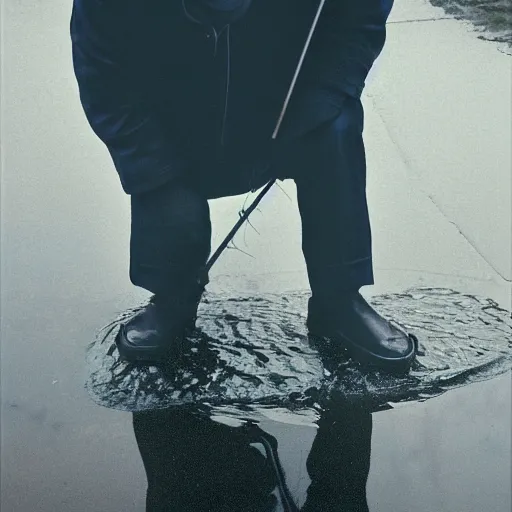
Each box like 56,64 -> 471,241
428,0 -> 512,45
2,1 -> 511,511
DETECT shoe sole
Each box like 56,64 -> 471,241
308,328 -> 418,375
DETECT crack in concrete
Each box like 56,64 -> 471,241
367,94 -> 511,284
388,17 -> 453,24
423,192 -> 511,283
375,266 -> 499,283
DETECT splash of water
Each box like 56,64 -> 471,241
86,287 -> 512,414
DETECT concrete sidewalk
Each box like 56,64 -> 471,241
207,0 -> 511,309
372,0 -> 511,283
1,0 -> 509,309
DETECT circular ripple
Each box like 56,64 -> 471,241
86,288 -> 512,412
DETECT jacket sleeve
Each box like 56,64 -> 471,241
70,0 -> 187,194
301,0 -> 394,103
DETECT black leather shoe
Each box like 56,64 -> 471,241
307,291 -> 418,374
116,291 -> 203,364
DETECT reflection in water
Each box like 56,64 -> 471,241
133,403 -> 373,512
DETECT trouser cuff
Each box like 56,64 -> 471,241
307,258 -> 374,298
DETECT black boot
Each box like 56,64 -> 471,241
116,284 -> 205,364
125,181 -> 212,364
307,290 -> 417,374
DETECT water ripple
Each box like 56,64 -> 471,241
86,287 -> 512,413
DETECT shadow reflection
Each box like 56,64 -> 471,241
133,402 -> 373,511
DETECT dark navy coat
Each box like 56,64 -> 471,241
71,0 -> 394,195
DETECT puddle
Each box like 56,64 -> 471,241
86,287 -> 512,414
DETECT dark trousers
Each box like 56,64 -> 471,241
130,95 -> 374,297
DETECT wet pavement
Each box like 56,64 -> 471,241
428,0 -> 512,45
2,1 -> 511,511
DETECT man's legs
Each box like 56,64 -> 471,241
116,180 -> 212,362
294,95 -> 374,297
130,180 -> 212,295
289,96 -> 416,373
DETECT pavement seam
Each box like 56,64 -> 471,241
388,11 -> 512,54
212,267 -> 499,284
420,192 -> 511,283
366,94 -> 511,285
388,17 -> 453,24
